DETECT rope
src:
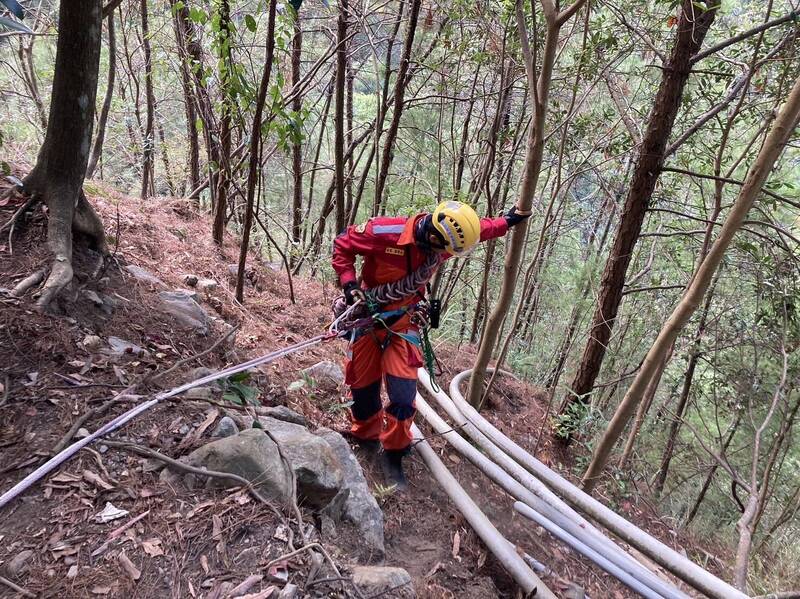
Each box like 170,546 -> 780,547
0,333 -> 332,510
420,326 -> 440,393
365,252 -> 439,305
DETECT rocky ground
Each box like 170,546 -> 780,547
0,178 -> 726,598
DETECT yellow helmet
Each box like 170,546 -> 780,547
431,201 -> 481,256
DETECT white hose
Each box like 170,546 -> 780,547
416,373 -> 682,596
513,502 -> 666,599
415,393 -> 686,599
410,422 -> 555,599
442,368 -> 748,599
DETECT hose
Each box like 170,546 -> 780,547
0,334 -> 331,510
444,368 -> 748,599
514,502 -> 666,599
410,422 -> 555,599
415,393 -> 686,599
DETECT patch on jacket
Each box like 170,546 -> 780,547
355,222 -> 366,233
385,247 -> 405,256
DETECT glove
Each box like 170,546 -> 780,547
504,205 -> 532,228
343,281 -> 366,305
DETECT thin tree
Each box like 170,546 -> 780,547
466,0 -> 587,407
333,0 -> 348,233
87,6 -> 117,179
559,0 -> 718,438
139,0 -> 155,198
19,1 -> 107,309
235,0 -> 278,302
581,71 -> 800,492
372,0 -> 422,215
290,9 -> 303,253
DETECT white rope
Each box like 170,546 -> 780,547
0,333 -> 330,510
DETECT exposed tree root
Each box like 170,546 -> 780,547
15,180 -> 109,310
10,269 -> 47,298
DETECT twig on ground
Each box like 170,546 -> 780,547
0,574 -> 35,598
102,440 -> 283,520
151,323 -> 240,384
51,395 -> 139,455
0,194 -> 39,235
264,542 -> 366,599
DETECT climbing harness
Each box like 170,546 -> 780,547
329,253 -> 444,391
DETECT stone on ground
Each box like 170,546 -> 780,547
212,416 -> 239,438
317,428 -> 384,558
259,417 -> 343,509
157,290 -> 210,334
302,361 -> 344,386
180,429 -> 292,504
125,264 -> 165,286
351,566 -> 414,599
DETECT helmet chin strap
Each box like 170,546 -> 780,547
415,214 -> 447,253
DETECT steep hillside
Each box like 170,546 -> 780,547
0,180 -> 726,598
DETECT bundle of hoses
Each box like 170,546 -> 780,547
414,368 -> 749,599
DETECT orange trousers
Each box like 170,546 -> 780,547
344,324 -> 422,451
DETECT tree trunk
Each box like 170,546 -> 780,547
466,0 -> 586,407
561,0 -> 718,438
172,0 -> 220,206
581,70 -> 800,492
290,14 -> 303,253
212,0 -> 233,244
235,0 -> 278,302
333,0 -> 348,234
139,0 -> 155,199
22,0 -> 107,309
86,8 -> 117,179
372,0 -> 422,215
169,0 -> 201,197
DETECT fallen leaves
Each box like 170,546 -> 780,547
117,551 -> 141,580
95,502 -> 129,523
141,538 -> 164,557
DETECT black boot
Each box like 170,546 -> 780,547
380,449 -> 408,491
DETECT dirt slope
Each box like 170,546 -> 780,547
0,181 -> 719,598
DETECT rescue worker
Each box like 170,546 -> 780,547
332,201 -> 531,489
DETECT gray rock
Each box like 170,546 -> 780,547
157,290 -> 210,334
4,549 -> 33,578
83,290 -> 103,306
188,366 -> 215,380
351,566 -> 414,599
100,294 -> 117,315
125,264 -> 165,286
108,336 -> 147,356
183,274 -> 199,287
260,417 -> 343,509
182,386 -> 213,400
182,429 -> 292,504
302,361 -> 344,386
564,584 -> 585,599
317,428 -> 384,557
259,405 -> 307,426
212,416 -> 239,438
82,334 -> 103,351
197,278 -> 218,292
278,583 -> 299,599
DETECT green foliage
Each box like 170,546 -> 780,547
221,372 -> 261,406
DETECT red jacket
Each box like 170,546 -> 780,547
332,213 -> 508,308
